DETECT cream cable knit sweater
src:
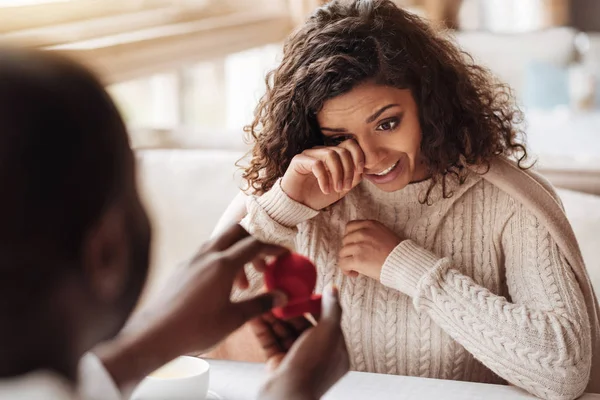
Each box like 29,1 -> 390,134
238,159 -> 597,400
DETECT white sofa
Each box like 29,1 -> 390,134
136,149 -> 600,299
136,149 -> 245,297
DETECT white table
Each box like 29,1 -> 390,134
207,360 -> 600,400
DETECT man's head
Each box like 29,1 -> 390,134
0,48 -> 151,378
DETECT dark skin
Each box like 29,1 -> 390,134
96,225 -> 349,398
83,125 -> 350,398
0,48 -> 348,400
251,287 -> 349,400
96,223 -> 289,388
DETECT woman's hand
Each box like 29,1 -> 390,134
281,139 -> 364,210
249,313 -> 313,371
339,220 -> 402,280
257,287 -> 349,400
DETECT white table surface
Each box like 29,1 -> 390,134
207,360 -> 600,400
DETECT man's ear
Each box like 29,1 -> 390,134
82,204 -> 130,303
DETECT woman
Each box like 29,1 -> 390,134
215,1 -> 600,398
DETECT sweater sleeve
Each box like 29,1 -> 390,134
232,179 -> 319,302
379,203 -> 592,400
239,179 -> 319,248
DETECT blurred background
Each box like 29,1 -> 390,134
0,0 -> 599,297
1,1 -> 598,160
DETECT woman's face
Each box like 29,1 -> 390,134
317,81 -> 428,192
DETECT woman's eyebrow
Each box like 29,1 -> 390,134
366,104 -> 400,123
320,126 -> 348,133
320,103 -> 400,132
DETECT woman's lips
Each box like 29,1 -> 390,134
365,158 -> 402,184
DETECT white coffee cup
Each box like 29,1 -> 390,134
130,356 -> 210,400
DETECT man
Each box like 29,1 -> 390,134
0,47 -> 348,399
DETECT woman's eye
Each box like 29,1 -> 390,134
376,118 -> 398,131
327,136 -> 349,145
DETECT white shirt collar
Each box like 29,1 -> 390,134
0,370 -> 77,399
0,353 -> 123,400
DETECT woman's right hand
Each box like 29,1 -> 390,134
280,139 -> 365,210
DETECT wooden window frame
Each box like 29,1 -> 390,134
0,0 -> 294,84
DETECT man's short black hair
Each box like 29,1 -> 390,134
0,48 -> 130,288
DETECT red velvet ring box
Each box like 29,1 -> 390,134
264,253 -> 322,320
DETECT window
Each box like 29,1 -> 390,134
107,44 -> 281,148
0,0 -> 301,148
0,0 -> 292,83
480,0 -> 569,33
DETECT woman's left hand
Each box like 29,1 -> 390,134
338,220 -> 402,280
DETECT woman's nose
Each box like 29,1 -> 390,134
359,138 -> 385,171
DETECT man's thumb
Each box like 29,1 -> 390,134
321,285 -> 342,324
233,291 -> 288,321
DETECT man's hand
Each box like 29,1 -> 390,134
96,224 -> 288,391
258,287 -> 349,400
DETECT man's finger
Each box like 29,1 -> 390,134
209,223 -> 249,251
232,291 -> 288,325
266,354 -> 286,372
221,236 -> 288,274
320,286 -> 342,325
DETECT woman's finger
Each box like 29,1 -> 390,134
339,243 -> 364,260
341,268 -> 359,278
321,149 -> 344,193
339,139 -> 365,185
311,159 -> 332,195
296,152 -> 333,194
288,315 -> 313,333
341,230 -> 370,247
331,147 -> 355,191
270,316 -> 296,341
338,245 -> 362,277
344,220 -> 373,234
306,148 -> 344,193
249,315 -> 284,359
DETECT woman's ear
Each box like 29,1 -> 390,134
82,203 -> 130,304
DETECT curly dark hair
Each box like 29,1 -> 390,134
242,0 -> 528,199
